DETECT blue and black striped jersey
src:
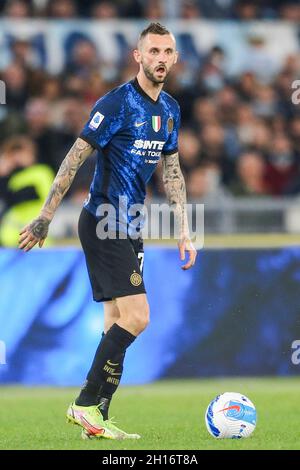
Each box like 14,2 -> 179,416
80,78 -> 180,233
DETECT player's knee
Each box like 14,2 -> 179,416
131,302 -> 150,334
117,294 -> 150,334
138,307 -> 150,333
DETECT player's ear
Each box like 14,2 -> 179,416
133,49 -> 141,64
174,51 -> 179,65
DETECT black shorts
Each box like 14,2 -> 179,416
78,208 -> 146,302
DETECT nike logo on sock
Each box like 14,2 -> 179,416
107,360 -> 119,367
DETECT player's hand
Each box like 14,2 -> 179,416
19,216 -> 50,252
178,237 -> 197,270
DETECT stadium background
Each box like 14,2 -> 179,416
0,0 -> 300,444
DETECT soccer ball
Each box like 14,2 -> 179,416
205,392 -> 257,439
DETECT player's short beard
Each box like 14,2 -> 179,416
142,62 -> 167,85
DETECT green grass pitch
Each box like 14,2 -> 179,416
0,378 -> 299,450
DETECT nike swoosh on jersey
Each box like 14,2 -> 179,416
134,121 -> 147,127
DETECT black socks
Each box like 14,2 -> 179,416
76,324 -> 136,410
98,397 -> 111,421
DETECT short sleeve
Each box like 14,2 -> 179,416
80,92 -> 123,150
162,104 -> 181,155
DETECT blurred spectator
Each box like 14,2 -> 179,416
117,0 -> 143,18
40,76 -> 66,124
42,76 -> 62,102
252,84 -> 278,118
178,128 -> 201,173
200,123 -> 235,185
25,98 -> 69,171
63,75 -> 87,98
91,1 -> 119,19
230,151 -> 269,196
265,134 -> 297,195
0,135 -> 54,246
2,62 -> 28,111
65,39 -> 99,79
9,38 -> 42,71
48,0 -> 77,18
271,115 -> 286,135
186,165 -> 210,198
119,53 -> 140,82
251,121 -> 273,155
83,71 -> 107,106
187,163 -> 228,198
236,104 -> 257,146
58,96 -> 88,136
192,97 -> 218,128
280,2 -> 300,22
216,85 -> 239,125
180,0 -> 201,19
3,0 -> 31,18
143,0 -> 165,19
201,123 -> 225,159
234,0 -> 259,20
282,53 -> 300,76
201,46 -> 226,92
236,72 -> 258,102
194,0 -> 235,19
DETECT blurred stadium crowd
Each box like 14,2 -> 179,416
0,0 -> 300,20
0,0 -> 300,234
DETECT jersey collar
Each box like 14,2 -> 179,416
131,77 -> 160,105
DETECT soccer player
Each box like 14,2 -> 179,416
19,22 -> 197,440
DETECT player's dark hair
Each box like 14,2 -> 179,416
139,22 -> 171,42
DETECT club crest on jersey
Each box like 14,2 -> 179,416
167,117 -> 174,133
152,116 -> 161,132
89,111 -> 104,130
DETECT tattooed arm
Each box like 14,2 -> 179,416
162,152 -> 197,270
19,138 -> 94,252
